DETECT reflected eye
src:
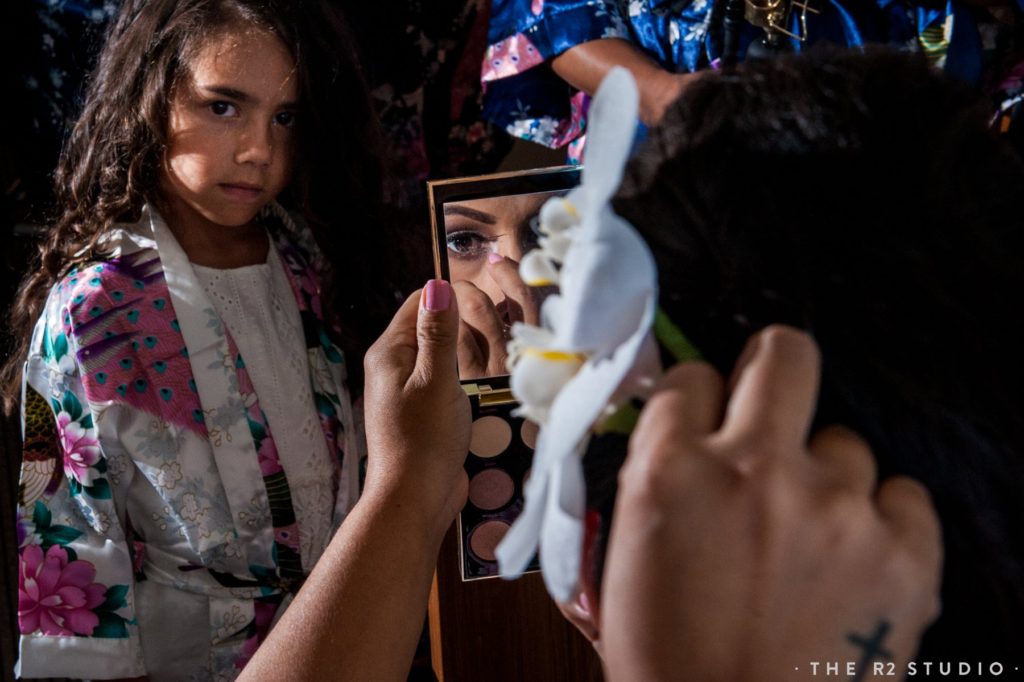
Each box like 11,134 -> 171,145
446,231 -> 495,260
275,111 -> 296,128
209,101 -> 237,117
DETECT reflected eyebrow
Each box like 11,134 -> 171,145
443,204 -> 497,224
199,85 -> 298,109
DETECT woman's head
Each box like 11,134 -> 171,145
578,49 -> 1024,658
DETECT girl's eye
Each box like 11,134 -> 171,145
209,101 -> 237,117
446,231 -> 494,259
275,111 -> 297,128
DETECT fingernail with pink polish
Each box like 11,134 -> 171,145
487,253 -> 504,265
578,591 -> 592,615
424,279 -> 451,311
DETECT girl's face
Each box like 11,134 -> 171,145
160,25 -> 298,235
444,193 -> 548,304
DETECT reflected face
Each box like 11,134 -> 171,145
444,193 -> 551,304
160,25 -> 298,237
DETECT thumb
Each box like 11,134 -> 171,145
414,279 -> 460,386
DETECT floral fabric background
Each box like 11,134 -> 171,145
346,0 -> 514,208
483,0 -> 1024,161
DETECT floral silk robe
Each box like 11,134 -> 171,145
16,205 -> 362,681
483,0 -> 1024,161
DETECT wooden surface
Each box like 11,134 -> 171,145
429,523 -> 604,682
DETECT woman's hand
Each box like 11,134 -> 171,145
454,255 -> 542,379
362,279 -> 471,531
485,254 -> 542,327
241,281 -> 472,682
601,326 -> 943,681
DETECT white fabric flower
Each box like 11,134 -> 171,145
496,68 -> 659,601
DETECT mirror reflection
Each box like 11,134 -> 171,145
445,195 -> 544,301
431,168 -> 579,381
444,191 -> 560,325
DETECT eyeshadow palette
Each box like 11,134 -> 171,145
459,378 -> 541,581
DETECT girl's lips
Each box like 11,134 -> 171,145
219,183 -> 264,201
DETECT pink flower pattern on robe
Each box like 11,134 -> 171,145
19,544 -> 107,636
56,411 -> 101,485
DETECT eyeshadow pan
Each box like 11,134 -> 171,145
457,383 -> 541,579
469,468 -> 515,511
468,519 -> 510,562
520,420 -> 539,450
469,415 -> 512,458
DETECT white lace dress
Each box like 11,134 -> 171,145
193,243 -> 336,570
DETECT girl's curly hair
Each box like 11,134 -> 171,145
3,0 -> 395,412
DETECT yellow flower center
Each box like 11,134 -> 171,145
522,348 -> 586,363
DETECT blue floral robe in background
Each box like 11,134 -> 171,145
483,0 -> 1024,161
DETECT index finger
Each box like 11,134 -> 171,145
452,280 -> 507,376
486,256 -> 542,326
627,361 -> 726,476
876,476 -> 943,569
719,325 -> 821,451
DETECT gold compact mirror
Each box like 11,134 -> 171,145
428,166 -> 580,383
425,166 -> 602,681
427,166 -> 580,582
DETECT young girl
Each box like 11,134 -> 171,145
3,0 -> 401,678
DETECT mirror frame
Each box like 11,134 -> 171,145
427,165 -> 581,285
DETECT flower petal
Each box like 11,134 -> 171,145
538,196 -> 580,236
539,457 -> 586,601
61,419 -> 85,444
55,585 -> 87,609
36,548 -> 67,595
18,607 -> 40,635
578,67 -> 639,204
38,609 -> 69,636
84,582 -> 108,610
509,352 -> 584,419
57,558 -> 97,589
519,251 -> 559,287
498,68 -> 657,602
19,581 -> 39,609
65,607 -> 100,636
539,232 -> 574,262
556,212 -> 655,356
20,544 -> 43,578
494,444 -> 551,574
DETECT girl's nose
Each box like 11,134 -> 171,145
236,120 -> 273,167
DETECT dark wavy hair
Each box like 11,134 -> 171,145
586,48 -> 1024,661
2,0 -> 394,411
